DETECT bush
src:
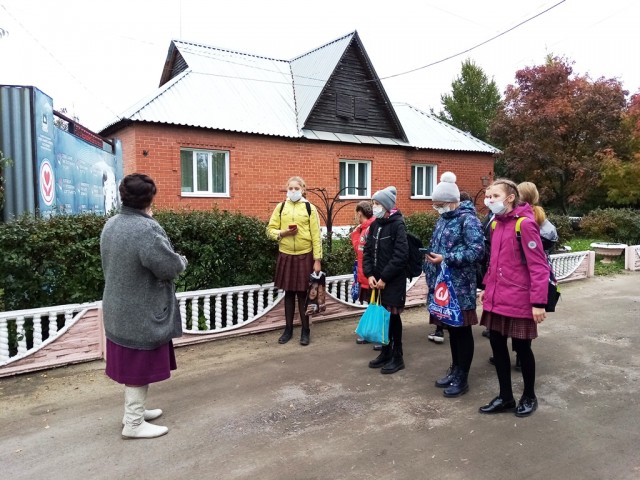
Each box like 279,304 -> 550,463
404,211 -> 438,246
546,213 -> 575,247
322,234 -> 356,276
0,213 -> 106,311
579,208 -> 640,245
155,209 -> 278,291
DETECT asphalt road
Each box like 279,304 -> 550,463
1,273 -> 639,480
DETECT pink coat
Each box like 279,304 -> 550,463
482,203 -> 550,319
350,217 -> 375,288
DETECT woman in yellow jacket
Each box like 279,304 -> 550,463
266,176 -> 323,345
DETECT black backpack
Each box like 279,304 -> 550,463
406,232 -> 424,280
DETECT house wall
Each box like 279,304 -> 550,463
118,123 -> 494,225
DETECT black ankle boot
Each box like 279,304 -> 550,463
381,345 -> 405,374
278,326 -> 293,344
369,345 -> 392,368
443,370 -> 469,397
300,328 -> 310,346
435,364 -> 458,388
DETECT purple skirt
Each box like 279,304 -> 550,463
105,339 -> 177,385
430,309 -> 478,327
274,252 -> 314,292
480,311 -> 538,340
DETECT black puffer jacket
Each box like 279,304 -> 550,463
362,211 -> 409,308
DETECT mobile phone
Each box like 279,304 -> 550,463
418,248 -> 431,255
288,224 -> 297,230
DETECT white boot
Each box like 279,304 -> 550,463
121,386 -> 168,439
122,408 -> 163,425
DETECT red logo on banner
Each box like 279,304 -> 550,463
40,160 -> 55,206
434,282 -> 450,306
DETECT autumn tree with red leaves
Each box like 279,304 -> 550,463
491,56 -> 628,213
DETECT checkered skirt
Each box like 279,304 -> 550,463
430,309 -> 479,327
480,310 -> 538,340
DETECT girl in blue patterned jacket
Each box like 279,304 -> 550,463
424,173 -> 485,398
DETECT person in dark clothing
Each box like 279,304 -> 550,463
363,186 -> 409,374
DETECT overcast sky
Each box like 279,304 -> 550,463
1,0 -> 638,132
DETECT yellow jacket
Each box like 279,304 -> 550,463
266,199 -> 323,259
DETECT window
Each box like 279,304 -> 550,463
411,164 -> 437,198
180,148 -> 229,196
339,160 -> 370,198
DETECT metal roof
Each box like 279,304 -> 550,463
102,35 -> 499,154
290,32 -> 354,130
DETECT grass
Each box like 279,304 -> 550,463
563,237 -> 625,276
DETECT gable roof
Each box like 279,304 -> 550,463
101,33 -> 499,154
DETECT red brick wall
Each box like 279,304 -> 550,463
115,123 -> 495,225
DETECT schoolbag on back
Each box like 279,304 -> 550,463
491,217 -> 560,312
406,232 -> 424,280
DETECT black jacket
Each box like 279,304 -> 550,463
363,211 -> 409,308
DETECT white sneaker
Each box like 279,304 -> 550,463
432,330 -> 445,343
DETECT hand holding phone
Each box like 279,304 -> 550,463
419,248 -> 432,256
288,224 -> 298,231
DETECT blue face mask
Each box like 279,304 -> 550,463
287,190 -> 302,202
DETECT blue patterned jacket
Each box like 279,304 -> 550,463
424,200 -> 485,311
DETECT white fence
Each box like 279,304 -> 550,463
0,250 -> 616,376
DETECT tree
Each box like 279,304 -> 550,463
0,150 -> 13,211
490,56 -> 628,213
600,92 -> 640,206
437,59 -> 502,143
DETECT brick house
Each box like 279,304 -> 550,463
100,31 -> 498,227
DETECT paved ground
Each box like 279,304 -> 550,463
1,273 -> 639,480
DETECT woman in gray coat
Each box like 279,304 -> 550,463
101,173 -> 187,439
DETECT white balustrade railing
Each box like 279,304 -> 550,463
0,254 -> 590,366
549,251 -> 589,280
0,303 -> 98,365
175,283 -> 283,334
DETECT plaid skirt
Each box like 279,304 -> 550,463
430,309 -> 478,327
274,252 -> 314,292
105,339 -> 177,385
480,310 -> 538,340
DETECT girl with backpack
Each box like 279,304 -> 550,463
424,173 -> 485,398
363,186 -> 409,374
478,179 -> 550,417
266,176 -> 323,346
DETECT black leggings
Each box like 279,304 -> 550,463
490,331 -> 536,400
447,325 -> 474,372
284,290 -> 309,329
389,313 -> 402,351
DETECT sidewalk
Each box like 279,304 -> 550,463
1,273 -> 639,480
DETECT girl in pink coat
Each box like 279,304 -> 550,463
478,179 -> 550,418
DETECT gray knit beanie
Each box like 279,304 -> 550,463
431,172 -> 460,202
372,186 -> 397,212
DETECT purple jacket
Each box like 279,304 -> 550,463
482,203 -> 550,319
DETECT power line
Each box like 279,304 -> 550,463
378,0 -> 567,81
0,3 -> 124,123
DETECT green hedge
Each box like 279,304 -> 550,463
578,208 -> 640,245
0,210 -> 279,311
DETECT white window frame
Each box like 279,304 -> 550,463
411,164 -> 438,199
180,148 -> 230,197
339,159 -> 371,199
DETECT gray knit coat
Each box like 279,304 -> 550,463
100,207 -> 187,349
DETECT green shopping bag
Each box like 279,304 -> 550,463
355,290 -> 390,345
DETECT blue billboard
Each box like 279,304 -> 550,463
2,86 -> 123,220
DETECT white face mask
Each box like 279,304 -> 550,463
484,197 -> 507,215
287,190 -> 302,202
372,206 -> 385,218
433,205 -> 451,215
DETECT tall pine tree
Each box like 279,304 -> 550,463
437,59 -> 501,143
